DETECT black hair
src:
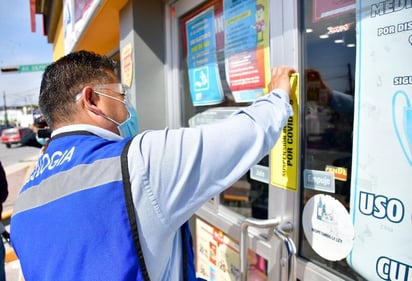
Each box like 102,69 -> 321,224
33,115 -> 48,128
39,50 -> 117,128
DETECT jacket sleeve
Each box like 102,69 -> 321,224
130,89 -> 292,230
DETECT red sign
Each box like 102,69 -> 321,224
30,0 -> 36,32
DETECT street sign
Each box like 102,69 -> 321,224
1,63 -> 49,73
18,63 -> 49,72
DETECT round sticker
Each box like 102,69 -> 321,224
302,194 -> 354,261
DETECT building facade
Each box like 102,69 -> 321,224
33,0 -> 412,280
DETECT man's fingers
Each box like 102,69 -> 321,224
268,66 -> 296,93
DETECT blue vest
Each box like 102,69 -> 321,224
10,132 -> 198,281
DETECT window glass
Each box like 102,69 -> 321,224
178,0 -> 271,219
300,1 -> 365,279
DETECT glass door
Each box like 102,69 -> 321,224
167,0 -> 298,280
298,0 -> 366,280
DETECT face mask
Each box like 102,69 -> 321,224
94,91 -> 139,138
36,137 -> 47,146
117,100 -> 139,138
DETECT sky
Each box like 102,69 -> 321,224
0,0 -> 53,107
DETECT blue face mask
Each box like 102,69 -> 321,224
94,91 -> 139,138
36,137 -> 47,146
117,100 -> 139,138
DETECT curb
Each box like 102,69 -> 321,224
4,160 -> 37,177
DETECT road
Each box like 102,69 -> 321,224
1,144 -> 41,170
1,144 -> 40,213
1,144 -> 40,281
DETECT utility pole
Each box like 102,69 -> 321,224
1,63 -> 49,126
2,91 -> 8,126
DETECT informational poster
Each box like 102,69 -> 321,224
223,0 -> 270,102
195,218 -> 267,281
348,1 -> 412,280
63,0 -> 102,54
270,74 -> 300,191
185,7 -> 225,106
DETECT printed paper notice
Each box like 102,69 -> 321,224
185,7 -> 224,106
195,218 -> 267,281
270,74 -> 300,191
223,0 -> 270,102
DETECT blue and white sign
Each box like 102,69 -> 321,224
349,1 -> 412,280
185,7 -> 224,106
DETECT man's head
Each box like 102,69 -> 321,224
39,50 -> 137,136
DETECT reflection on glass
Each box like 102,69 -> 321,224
219,156 -> 269,219
300,0 -> 365,280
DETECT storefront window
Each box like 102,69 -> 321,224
179,0 -> 271,219
300,0 -> 365,279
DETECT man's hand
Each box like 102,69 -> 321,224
267,66 -> 296,94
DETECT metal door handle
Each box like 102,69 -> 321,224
240,218 -> 280,281
274,222 -> 296,281
240,219 -> 296,281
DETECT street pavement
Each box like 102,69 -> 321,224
3,157 -> 38,281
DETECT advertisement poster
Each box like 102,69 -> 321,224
223,0 -> 270,102
185,7 -> 224,106
349,1 -> 412,280
63,0 -> 102,54
196,218 -> 267,281
270,74 -> 299,191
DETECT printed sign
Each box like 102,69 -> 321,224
63,0 -> 102,54
185,7 -> 224,106
250,164 -> 269,184
223,0 -> 270,102
349,1 -> 412,280
195,218 -> 267,281
188,107 -> 239,127
270,74 -> 300,191
303,169 -> 335,193
302,194 -> 354,261
121,43 -> 133,88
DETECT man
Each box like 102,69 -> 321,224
10,50 -> 294,280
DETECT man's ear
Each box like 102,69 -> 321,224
82,87 -> 104,116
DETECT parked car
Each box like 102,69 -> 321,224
0,124 -> 13,134
1,127 -> 34,148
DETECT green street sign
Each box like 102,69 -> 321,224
18,63 -> 49,72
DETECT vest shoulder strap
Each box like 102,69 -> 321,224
121,138 -> 151,281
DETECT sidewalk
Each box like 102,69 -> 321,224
3,159 -> 37,281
